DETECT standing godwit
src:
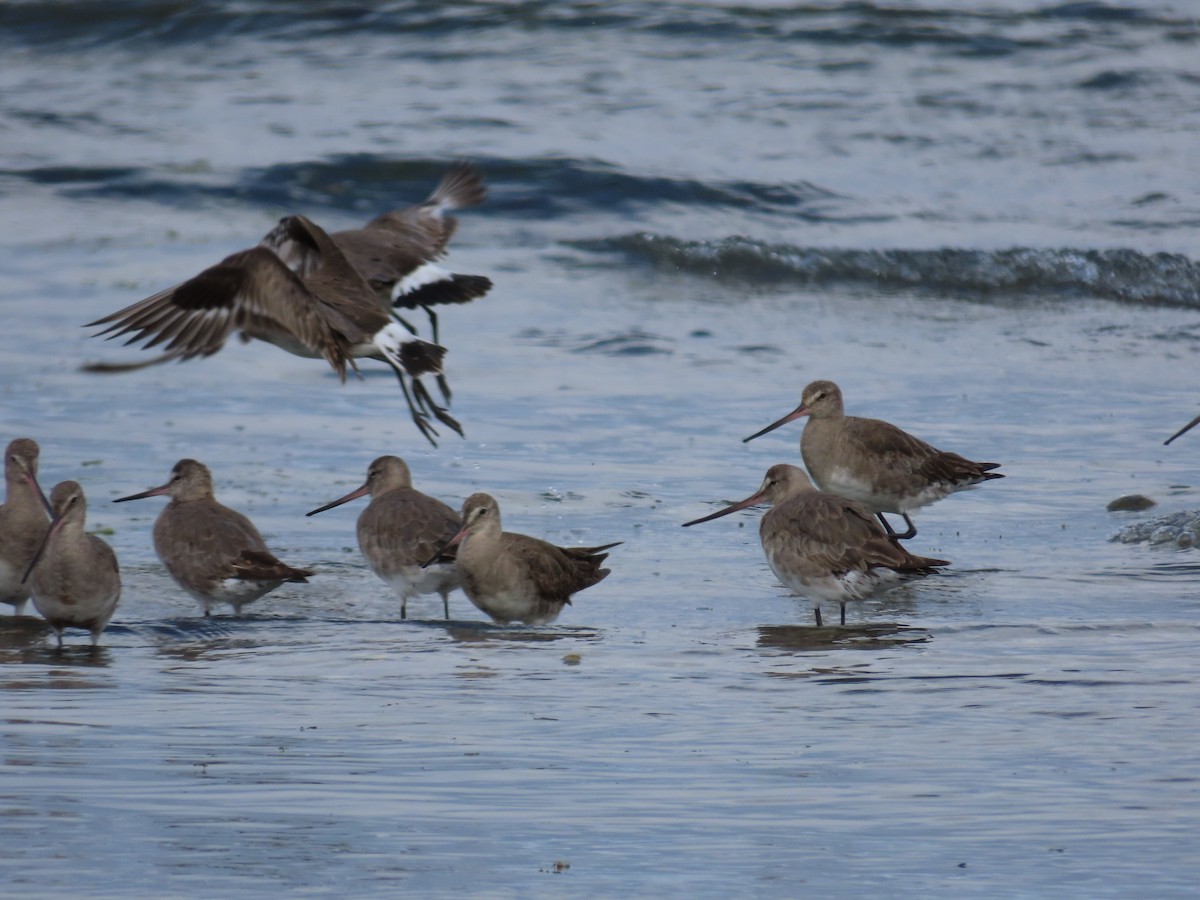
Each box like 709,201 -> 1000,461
0,438 -> 50,615
683,464 -> 949,626
24,481 -> 120,647
744,380 -> 1003,539
306,456 -> 461,619
84,214 -> 460,445
114,459 -> 312,616
425,493 -> 619,625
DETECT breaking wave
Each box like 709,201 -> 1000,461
574,233 -> 1200,309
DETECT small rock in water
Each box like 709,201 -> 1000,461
1106,494 -> 1156,512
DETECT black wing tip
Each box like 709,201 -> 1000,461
393,274 -> 493,310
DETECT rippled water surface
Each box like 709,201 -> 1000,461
3,2 -> 1200,896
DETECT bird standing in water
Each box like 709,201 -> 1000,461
684,464 -> 949,626
745,380 -> 1003,540
307,456 -> 461,619
25,480 -> 120,648
0,437 -> 51,616
115,459 -> 312,616
426,492 -> 619,626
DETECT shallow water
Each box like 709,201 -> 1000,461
3,2 -> 1200,897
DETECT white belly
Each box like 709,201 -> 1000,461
382,562 -> 458,599
464,582 -> 558,626
817,466 -> 895,512
767,553 -> 901,604
186,578 -> 279,615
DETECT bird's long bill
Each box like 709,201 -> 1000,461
421,525 -> 467,568
305,482 -> 370,517
21,512 -> 67,584
743,404 -> 809,443
681,490 -> 767,527
112,482 -> 171,503
1165,411 -> 1200,446
25,469 -> 51,516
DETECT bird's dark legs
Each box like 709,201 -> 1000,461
391,311 -> 418,335
412,378 -> 463,437
391,365 -> 439,446
878,512 -> 917,541
840,603 -> 847,626
813,605 -> 823,627
423,305 -> 440,345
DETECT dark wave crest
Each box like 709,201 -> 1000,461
3,2 -> 1192,54
3,156 -> 849,223
573,233 -> 1200,309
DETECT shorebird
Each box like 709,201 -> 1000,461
266,162 -> 492,345
83,214 -> 460,445
114,459 -> 312,616
24,481 -> 120,647
0,438 -> 51,615
1164,411 -> 1200,446
744,380 -> 1003,540
306,455 -> 461,619
424,492 -> 619,625
683,464 -> 949,626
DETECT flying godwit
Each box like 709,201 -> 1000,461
114,459 -> 312,616
424,492 -> 619,625
306,456 -> 461,619
744,380 -> 1003,540
24,480 -> 120,647
0,438 -> 50,616
279,162 -> 492,342
84,214 -> 460,445
683,464 -> 949,626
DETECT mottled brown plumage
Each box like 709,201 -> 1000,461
427,492 -> 619,625
0,438 -> 50,616
745,380 -> 1002,539
114,459 -> 311,616
260,163 -> 490,347
684,464 -> 949,626
307,456 -> 461,619
330,162 -> 492,339
84,214 -> 459,445
25,481 -> 120,647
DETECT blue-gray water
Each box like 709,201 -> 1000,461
3,2 -> 1200,896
